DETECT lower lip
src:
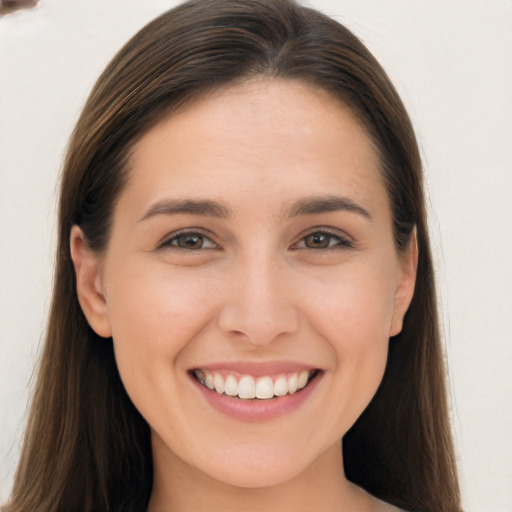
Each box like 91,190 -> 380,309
190,372 -> 322,422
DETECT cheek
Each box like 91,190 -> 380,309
104,261 -> 218,388
108,260 -> 215,335
300,263 -> 395,431
305,260 -> 397,346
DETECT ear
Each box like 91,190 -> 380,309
70,225 -> 112,338
389,228 -> 418,337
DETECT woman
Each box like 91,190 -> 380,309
3,0 -> 462,511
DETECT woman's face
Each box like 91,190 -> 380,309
73,80 -> 416,489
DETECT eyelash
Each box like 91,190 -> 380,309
159,229 -> 219,251
159,228 -> 353,251
290,229 -> 354,250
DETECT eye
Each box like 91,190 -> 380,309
160,231 -> 219,250
292,230 -> 353,250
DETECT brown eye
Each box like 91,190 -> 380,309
304,232 -> 331,249
161,231 -> 218,250
292,230 -> 353,250
176,234 -> 204,249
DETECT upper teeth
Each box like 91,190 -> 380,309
194,369 -> 313,400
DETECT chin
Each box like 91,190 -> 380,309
186,435 -> 340,491
201,457 -> 309,489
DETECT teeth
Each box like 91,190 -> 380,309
213,372 -> 224,394
205,373 -> 214,390
255,376 -> 274,399
273,376 -> 288,396
297,370 -> 309,389
238,376 -> 256,399
224,374 -> 238,396
194,369 -> 315,400
288,373 -> 298,394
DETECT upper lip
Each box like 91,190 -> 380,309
191,361 -> 319,377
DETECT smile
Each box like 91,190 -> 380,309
192,369 -> 319,400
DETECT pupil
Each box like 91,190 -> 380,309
179,234 -> 202,249
306,233 -> 329,248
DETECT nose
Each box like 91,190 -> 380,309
217,253 -> 299,345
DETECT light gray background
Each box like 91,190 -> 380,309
1,1 -> 511,510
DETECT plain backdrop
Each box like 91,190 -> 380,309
1,1 -> 511,510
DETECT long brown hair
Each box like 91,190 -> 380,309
3,1 -> 461,511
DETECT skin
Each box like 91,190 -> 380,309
71,79 -> 416,511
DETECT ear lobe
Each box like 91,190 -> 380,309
70,225 -> 112,338
389,228 -> 418,337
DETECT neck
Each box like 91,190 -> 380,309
148,438 -> 381,512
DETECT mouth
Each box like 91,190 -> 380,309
191,368 -> 321,400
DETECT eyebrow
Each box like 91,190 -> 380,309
138,194 -> 371,223
284,194 -> 372,220
138,198 -> 232,222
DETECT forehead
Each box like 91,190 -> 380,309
122,79 -> 388,221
